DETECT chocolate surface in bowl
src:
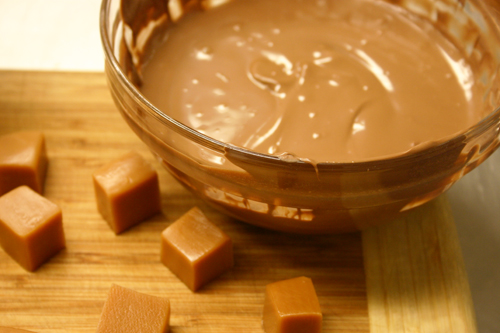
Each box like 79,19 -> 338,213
100,0 -> 500,233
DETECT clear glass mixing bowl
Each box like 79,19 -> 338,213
100,0 -> 500,233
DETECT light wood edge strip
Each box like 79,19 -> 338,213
362,195 -> 477,333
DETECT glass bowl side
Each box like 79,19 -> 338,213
100,0 -> 500,233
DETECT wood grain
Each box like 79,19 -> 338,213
363,196 -> 477,333
0,70 -> 476,333
0,71 -> 368,332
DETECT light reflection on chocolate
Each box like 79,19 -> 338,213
140,0 -> 490,163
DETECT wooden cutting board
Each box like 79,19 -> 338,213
0,70 -> 476,333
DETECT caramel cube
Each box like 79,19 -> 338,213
0,186 -> 65,272
263,276 -> 322,333
93,151 -> 161,234
0,131 -> 48,196
96,284 -> 170,333
0,327 -> 37,333
161,207 -> 233,291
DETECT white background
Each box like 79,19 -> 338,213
0,0 -> 498,332
0,1 -> 103,71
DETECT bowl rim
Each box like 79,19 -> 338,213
99,0 -> 500,170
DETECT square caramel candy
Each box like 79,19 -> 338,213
0,186 -> 65,272
0,131 -> 48,196
161,207 -> 233,291
263,276 -> 322,333
96,284 -> 170,333
93,151 -> 161,234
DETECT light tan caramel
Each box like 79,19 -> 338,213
0,186 -> 65,272
161,207 -> 233,291
0,131 -> 48,196
96,284 -> 170,333
140,0 -> 486,163
263,276 -> 322,333
93,151 -> 161,234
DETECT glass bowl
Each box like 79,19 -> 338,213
100,0 -> 500,233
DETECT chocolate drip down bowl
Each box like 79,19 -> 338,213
100,0 -> 500,233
